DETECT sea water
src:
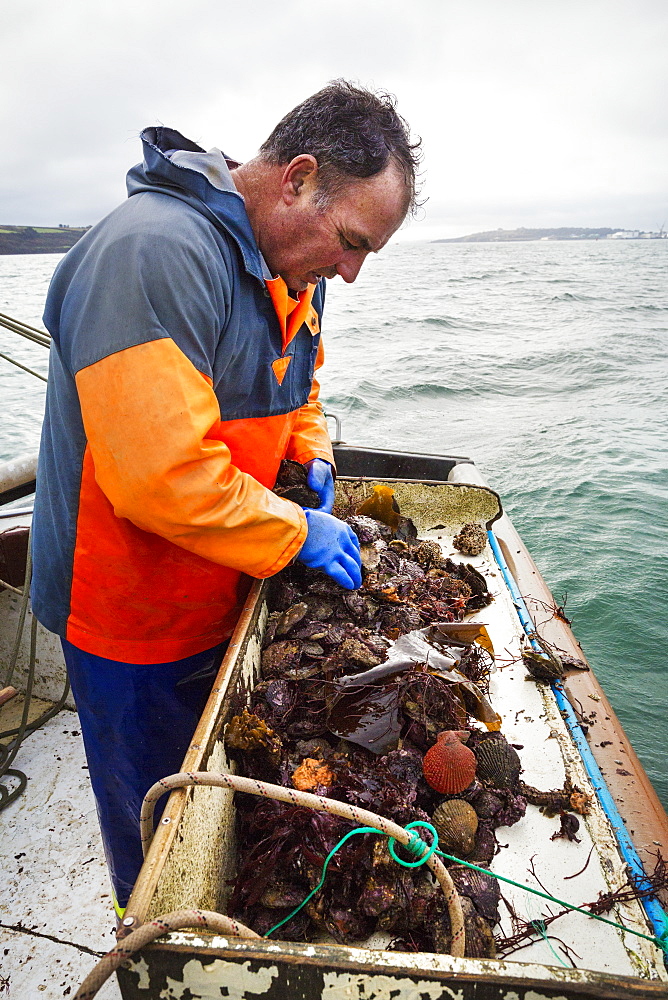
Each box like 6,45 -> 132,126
1,240 -> 666,808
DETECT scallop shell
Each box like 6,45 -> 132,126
423,730 -> 477,794
474,735 -> 521,789
432,799 -> 478,857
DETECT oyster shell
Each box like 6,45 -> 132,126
276,602 -> 308,636
449,864 -> 501,924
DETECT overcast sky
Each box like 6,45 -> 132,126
2,0 -> 667,239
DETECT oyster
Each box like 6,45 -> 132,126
346,514 -> 385,544
472,789 -> 503,821
273,458 -> 320,508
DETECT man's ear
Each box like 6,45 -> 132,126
281,154 -> 319,205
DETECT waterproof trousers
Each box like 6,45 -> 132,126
61,638 -> 226,911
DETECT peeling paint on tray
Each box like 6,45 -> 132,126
522,993 -> 569,1000
158,958 -> 278,999
131,955 -> 150,989
322,971 -> 462,1000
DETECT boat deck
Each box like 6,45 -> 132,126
0,702 -> 121,998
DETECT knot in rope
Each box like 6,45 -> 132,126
388,820 -> 439,868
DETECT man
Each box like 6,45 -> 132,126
31,80 -> 420,913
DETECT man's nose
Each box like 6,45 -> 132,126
336,250 -> 368,284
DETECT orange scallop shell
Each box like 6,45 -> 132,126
423,730 -> 477,794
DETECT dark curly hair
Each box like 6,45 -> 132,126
259,80 -> 422,215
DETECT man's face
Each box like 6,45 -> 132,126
263,160 -> 408,292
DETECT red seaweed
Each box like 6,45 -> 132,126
225,480 -> 535,952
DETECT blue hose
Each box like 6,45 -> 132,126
487,529 -> 668,953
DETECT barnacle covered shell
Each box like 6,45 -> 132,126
292,757 -> 334,791
412,539 -> 448,570
432,799 -> 478,857
474,735 -> 522,789
261,639 -> 301,676
423,730 -> 477,794
452,523 -> 487,557
339,637 -> 384,669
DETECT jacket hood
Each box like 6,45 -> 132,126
127,126 -> 265,282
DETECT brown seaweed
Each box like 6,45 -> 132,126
327,684 -> 403,754
518,779 -> 592,817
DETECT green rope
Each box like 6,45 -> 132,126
264,826 -> 383,937
433,846 -> 668,955
262,819 -> 668,957
532,917 -> 570,968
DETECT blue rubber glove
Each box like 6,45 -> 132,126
305,458 -> 335,514
298,508 -> 362,590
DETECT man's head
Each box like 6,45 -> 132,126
233,81 -> 421,291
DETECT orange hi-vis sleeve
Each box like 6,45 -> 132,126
75,338 -> 307,578
285,337 -> 336,467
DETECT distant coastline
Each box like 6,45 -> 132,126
0,225 -> 90,255
435,226 -> 667,243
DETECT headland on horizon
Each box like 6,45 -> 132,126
0,225 -> 90,255
435,226 -> 667,243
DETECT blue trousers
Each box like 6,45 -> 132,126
61,639 -> 226,910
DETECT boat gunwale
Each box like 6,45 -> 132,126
117,934 -> 668,999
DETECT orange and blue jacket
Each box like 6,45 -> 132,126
31,126 -> 334,664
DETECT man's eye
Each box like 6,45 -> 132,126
340,235 -> 359,251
